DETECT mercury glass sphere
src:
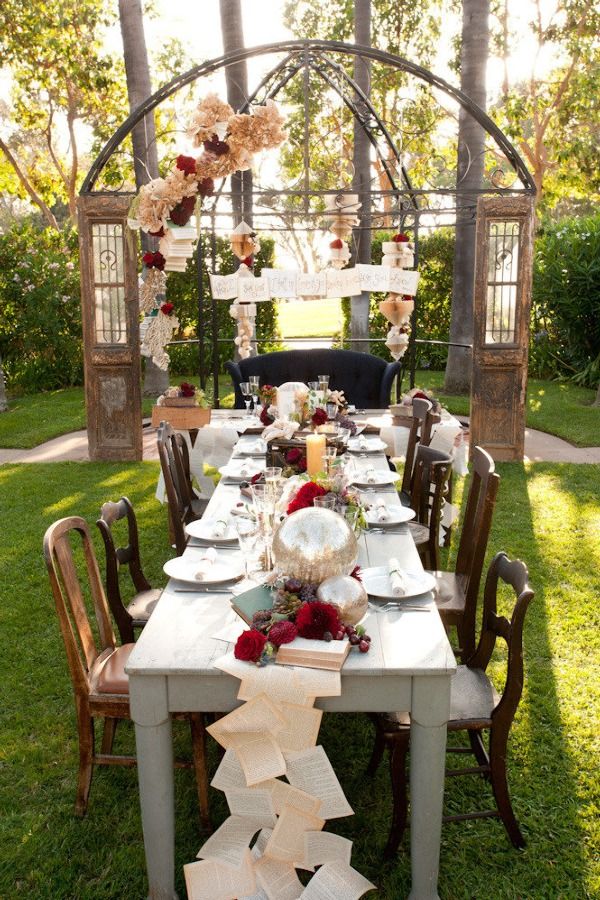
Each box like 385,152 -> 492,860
272,508 -> 358,583
316,575 -> 369,626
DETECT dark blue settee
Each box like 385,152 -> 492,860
225,349 -> 400,410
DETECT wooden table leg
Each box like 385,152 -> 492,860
408,674 -> 451,900
129,674 -> 178,900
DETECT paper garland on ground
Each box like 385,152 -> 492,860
183,652 -> 376,900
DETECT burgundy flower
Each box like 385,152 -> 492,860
241,256 -> 254,268
260,406 -> 274,426
393,233 -> 410,243
311,408 -> 328,427
297,457 -> 307,473
268,621 -> 298,647
234,629 -> 267,662
204,136 -> 229,156
350,565 -> 363,582
142,251 -> 166,270
250,472 -> 264,484
198,177 -> 214,198
179,382 -> 195,398
160,302 -> 174,316
295,601 -> 341,641
402,294 -> 413,302
285,448 -> 302,465
330,238 -> 343,249
287,482 -> 327,515
148,227 -> 165,238
170,196 -> 196,227
175,154 -> 197,176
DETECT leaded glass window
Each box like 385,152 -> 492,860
92,223 -> 127,344
485,220 -> 520,344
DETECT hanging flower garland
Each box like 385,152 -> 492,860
129,94 -> 287,371
379,232 -> 417,360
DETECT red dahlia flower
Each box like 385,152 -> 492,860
204,136 -> 229,156
234,628 -> 267,662
179,382 -> 195,398
268,621 -> 298,647
285,448 -> 302,464
295,600 -> 341,640
311,408 -> 328,427
142,251 -> 166,270
198,177 -> 214,198
287,482 -> 327,514
392,233 -> 410,243
160,302 -> 174,316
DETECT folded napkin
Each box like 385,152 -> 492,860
357,435 -> 370,451
388,557 -> 407,596
262,418 -> 300,442
251,439 -> 266,454
238,462 -> 255,477
212,518 -> 228,538
195,547 -> 218,581
365,467 -> 377,484
375,498 -> 389,522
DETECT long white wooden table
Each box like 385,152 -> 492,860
127,446 -> 456,900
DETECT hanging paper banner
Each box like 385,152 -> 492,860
325,268 -> 362,299
356,264 -> 391,293
209,273 -> 239,300
296,272 -> 327,297
388,269 -> 420,296
262,269 -> 299,298
238,276 -> 271,302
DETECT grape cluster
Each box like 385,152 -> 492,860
333,622 -> 371,653
335,414 -> 357,436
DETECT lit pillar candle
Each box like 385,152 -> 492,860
306,433 -> 326,478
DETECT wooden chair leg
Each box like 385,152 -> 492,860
100,717 -> 118,755
489,730 -> 526,849
189,713 -> 211,830
366,720 -> 386,778
75,716 -> 95,818
384,735 -> 410,859
468,729 -> 490,774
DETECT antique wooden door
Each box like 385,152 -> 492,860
78,194 -> 142,461
470,196 -> 535,461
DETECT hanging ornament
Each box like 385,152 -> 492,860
139,253 -> 167,313
382,232 -> 415,269
141,303 -> 179,370
380,294 -> 414,360
385,325 -> 410,360
324,192 -> 361,269
230,302 -> 256,359
230,221 -> 261,260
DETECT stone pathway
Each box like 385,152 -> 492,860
0,422 -> 598,465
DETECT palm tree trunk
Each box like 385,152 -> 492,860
352,0 -> 372,353
118,0 -> 168,397
444,0 -> 489,393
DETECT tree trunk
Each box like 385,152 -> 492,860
219,0 -> 252,228
351,0 -> 372,353
118,0 -> 168,397
444,0 -> 489,393
0,354 -> 8,412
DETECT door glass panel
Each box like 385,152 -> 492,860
92,223 -> 127,344
485,220 -> 520,344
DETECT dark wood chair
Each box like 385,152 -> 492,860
399,398 -> 441,504
368,551 -> 534,857
406,445 -> 453,571
157,421 -> 208,555
96,497 -> 162,644
431,445 -> 500,660
43,516 -> 210,825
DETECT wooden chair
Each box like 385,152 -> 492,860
43,516 -> 210,825
406,445 -> 453,570
157,422 -> 208,555
368,552 -> 533,857
399,398 -> 441,504
431,445 -> 500,660
96,497 -> 162,644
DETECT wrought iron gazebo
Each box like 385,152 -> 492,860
78,40 -> 535,461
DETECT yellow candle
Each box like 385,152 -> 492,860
306,433 -> 326,478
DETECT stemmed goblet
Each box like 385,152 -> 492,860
239,382 -> 252,416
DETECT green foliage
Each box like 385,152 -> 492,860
339,229 -> 455,369
166,236 -> 281,379
531,213 -> 600,387
0,223 -> 82,391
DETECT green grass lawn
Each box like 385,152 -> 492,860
1,372 -> 598,450
277,299 -> 343,338
0,461 -> 598,898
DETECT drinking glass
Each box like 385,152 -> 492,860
313,495 -> 336,510
322,446 -> 337,475
239,381 -> 252,415
307,381 -> 319,392
343,505 -> 361,534
326,402 -> 338,420
235,517 -> 263,581
337,427 -> 351,447
249,375 -> 260,411
318,375 -> 329,401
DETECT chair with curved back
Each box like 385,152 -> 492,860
368,552 -> 534,857
157,422 -> 208,555
96,497 -> 162,644
399,398 -> 441,504
43,516 -> 210,825
431,445 -> 500,660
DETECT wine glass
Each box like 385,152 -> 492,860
249,375 -> 260,411
313,495 -> 336,510
235,517 -> 263,582
239,382 -> 252,415
326,402 -> 338,421
322,446 -> 337,476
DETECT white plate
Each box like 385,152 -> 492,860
351,470 -> 398,487
185,518 -> 239,543
219,461 -> 264,481
361,566 -> 437,601
233,439 -> 267,458
365,504 -> 416,526
163,553 -> 244,585
348,437 -> 387,453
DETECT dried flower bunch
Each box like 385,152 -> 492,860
131,94 -> 286,236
